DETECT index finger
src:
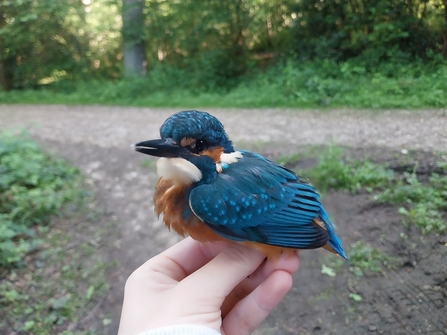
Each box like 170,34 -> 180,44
181,243 -> 266,300
141,237 -> 229,281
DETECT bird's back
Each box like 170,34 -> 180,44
188,150 -> 347,259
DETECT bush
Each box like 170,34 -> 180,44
0,131 -> 81,267
295,145 -> 447,234
301,146 -> 394,192
376,172 -> 447,234
1,59 -> 446,109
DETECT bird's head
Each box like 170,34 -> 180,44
132,110 -> 241,185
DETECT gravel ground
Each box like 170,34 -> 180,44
0,104 -> 446,334
1,105 -> 446,151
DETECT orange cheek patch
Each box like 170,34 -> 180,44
180,137 -> 195,147
202,147 -> 224,163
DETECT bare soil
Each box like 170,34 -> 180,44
0,105 -> 446,335
256,147 -> 447,335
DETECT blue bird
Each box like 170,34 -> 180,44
132,110 -> 347,260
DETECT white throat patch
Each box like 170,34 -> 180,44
216,151 -> 243,172
156,158 -> 202,184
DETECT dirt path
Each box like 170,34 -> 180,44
1,104 -> 446,335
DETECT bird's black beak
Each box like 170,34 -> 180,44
131,138 -> 188,158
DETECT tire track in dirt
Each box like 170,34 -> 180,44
336,192 -> 447,335
366,272 -> 447,334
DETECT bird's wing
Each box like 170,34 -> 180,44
188,151 -> 329,249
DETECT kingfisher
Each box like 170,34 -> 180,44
132,110 -> 347,260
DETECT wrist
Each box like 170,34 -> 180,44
135,324 -> 221,335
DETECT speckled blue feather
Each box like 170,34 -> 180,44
189,151 -> 347,259
156,110 -> 346,259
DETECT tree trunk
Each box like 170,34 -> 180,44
0,43 -> 14,91
0,3 -> 13,90
442,0 -> 447,58
122,0 -> 146,77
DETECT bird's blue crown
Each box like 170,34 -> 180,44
160,110 -> 234,153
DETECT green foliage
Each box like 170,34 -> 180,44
301,146 -> 394,192
349,293 -> 363,302
1,0 -> 447,105
144,0 -> 292,90
0,0 -> 88,88
0,0 -> 121,89
275,153 -> 306,167
291,0 -> 444,64
296,146 -> 447,234
0,131 -> 81,267
0,224 -> 109,334
2,0 -> 446,94
242,58 -> 447,108
376,172 -> 447,234
1,59 -> 447,108
348,241 -> 395,277
0,132 -> 109,333
321,264 -> 337,277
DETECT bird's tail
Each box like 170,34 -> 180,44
320,210 -> 348,260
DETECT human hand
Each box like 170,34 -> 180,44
118,237 -> 300,335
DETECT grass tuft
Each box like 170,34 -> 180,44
348,241 -> 396,277
1,61 -> 446,109
297,146 -> 394,192
375,172 -> 447,234
283,145 -> 447,234
0,130 -> 110,334
0,131 -> 83,267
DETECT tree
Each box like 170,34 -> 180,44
0,0 -> 89,89
143,0 -> 294,89
443,0 -> 447,57
122,0 -> 146,76
0,2 -> 14,90
289,0 -> 441,64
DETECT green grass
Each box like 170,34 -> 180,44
0,131 -> 83,267
348,241 -> 396,277
375,172 -> 447,234
284,145 -> 447,234
295,146 -> 394,192
0,220 -> 110,335
0,130 -> 110,334
1,60 -> 446,109
274,152 -> 309,167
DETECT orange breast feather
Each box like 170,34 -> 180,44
154,179 -> 336,258
154,178 -> 224,242
154,179 -> 290,258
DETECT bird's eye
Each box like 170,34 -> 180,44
188,139 -> 208,154
195,139 -> 208,152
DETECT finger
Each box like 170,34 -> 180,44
222,270 -> 294,335
180,243 -> 265,301
234,252 -> 300,298
221,252 -> 299,316
138,237 -> 229,282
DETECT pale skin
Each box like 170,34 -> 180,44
118,237 -> 300,335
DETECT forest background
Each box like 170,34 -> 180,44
1,0 -> 447,108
